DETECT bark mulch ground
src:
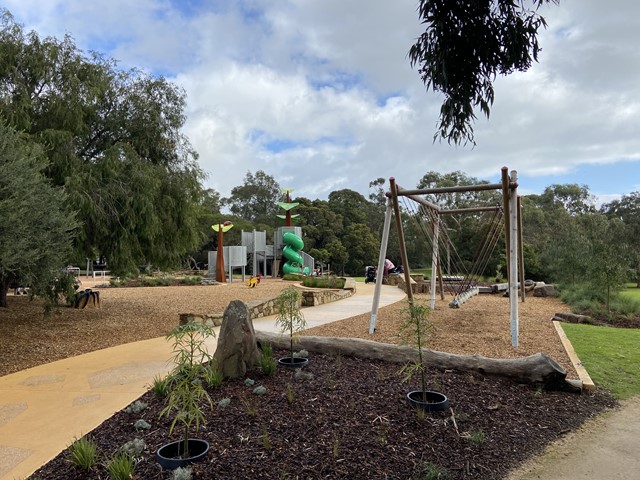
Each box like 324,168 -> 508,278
28,349 -> 614,480
0,280 -> 617,479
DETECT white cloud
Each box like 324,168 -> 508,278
4,0 -> 640,201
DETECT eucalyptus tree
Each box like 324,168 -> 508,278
409,0 -> 559,145
601,192 -> 640,287
222,170 -> 280,226
0,11 -> 204,275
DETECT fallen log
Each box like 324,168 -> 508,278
255,331 -> 575,391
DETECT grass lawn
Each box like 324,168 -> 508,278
562,323 -> 640,400
621,283 -> 640,301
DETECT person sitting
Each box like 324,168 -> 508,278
383,258 -> 395,276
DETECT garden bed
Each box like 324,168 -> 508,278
29,349 -> 614,480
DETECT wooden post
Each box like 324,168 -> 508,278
429,215 -> 439,310
518,196 -> 526,302
501,167 -> 511,283
369,196 -> 394,334
509,171 -> 519,348
389,178 -> 413,303
437,261 -> 445,300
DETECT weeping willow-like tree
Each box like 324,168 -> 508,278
0,10 -> 204,275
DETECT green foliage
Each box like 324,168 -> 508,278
204,365 -> 224,388
106,451 -> 135,480
413,461 -> 452,480
562,323 -> 640,400
0,122 -> 78,308
282,273 -> 303,281
150,375 -> 170,398
160,322 -> 215,456
409,0 -> 558,146
261,425 -> 272,450
275,286 -> 306,359
260,343 -> 277,376
173,466 -> 193,480
253,385 -> 267,396
217,398 -> 231,409
222,170 -> 280,225
67,436 -> 98,470
0,14 -> 205,276
561,283 -> 640,321
468,430 -> 486,448
124,400 -> 147,414
302,276 -> 346,289
134,419 -> 151,431
398,301 -> 433,398
121,438 -> 145,457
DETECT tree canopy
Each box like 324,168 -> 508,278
0,122 -> 78,307
0,11 -> 204,275
409,0 -> 558,145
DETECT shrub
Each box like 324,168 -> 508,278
414,462 -> 452,480
302,276 -> 346,289
68,436 -> 98,470
260,343 -> 277,376
106,451 -> 135,480
150,375 -> 169,398
204,365 -> 224,387
173,466 -> 193,480
282,273 -> 304,281
134,419 -> 151,430
124,400 -> 147,414
121,438 -> 145,456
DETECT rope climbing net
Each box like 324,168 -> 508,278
399,195 -> 504,308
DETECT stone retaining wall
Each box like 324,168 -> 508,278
180,278 -> 356,325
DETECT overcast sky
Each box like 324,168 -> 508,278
5,0 -> 640,205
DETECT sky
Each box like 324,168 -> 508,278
4,0 -> 640,206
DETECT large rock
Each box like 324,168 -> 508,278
213,300 -> 262,378
533,283 -> 558,297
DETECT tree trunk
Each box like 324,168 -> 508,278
255,331 -> 573,390
0,278 -> 8,308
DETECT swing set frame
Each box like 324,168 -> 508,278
369,167 -> 525,348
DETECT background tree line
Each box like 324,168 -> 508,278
2,9 -> 639,313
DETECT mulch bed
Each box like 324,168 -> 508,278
30,349 -> 615,480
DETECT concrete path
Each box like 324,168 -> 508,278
506,395 -> 640,480
0,283 -> 405,480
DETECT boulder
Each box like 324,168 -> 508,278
533,283 -> 558,297
213,300 -> 262,378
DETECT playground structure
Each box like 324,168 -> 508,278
208,189 -> 314,280
370,167 -> 525,348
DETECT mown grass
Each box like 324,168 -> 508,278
621,284 -> 640,301
562,323 -> 640,400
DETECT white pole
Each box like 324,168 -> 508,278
509,170 -> 519,348
369,197 -> 393,334
429,215 -> 440,311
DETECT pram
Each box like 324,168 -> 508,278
365,265 -> 377,284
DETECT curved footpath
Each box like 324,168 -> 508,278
0,283 -> 405,480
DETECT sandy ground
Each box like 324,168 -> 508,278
0,278 -> 576,379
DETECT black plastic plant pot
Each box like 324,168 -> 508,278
406,390 -> 450,412
278,357 -> 309,368
156,439 -> 209,470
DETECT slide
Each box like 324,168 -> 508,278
282,231 -> 310,275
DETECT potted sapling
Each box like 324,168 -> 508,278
399,301 -> 449,412
156,321 -> 215,470
275,286 -> 308,368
